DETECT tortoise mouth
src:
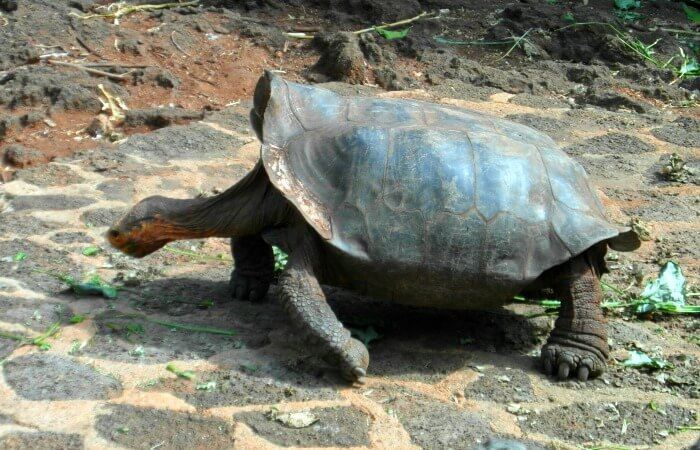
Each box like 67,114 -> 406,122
107,223 -> 169,258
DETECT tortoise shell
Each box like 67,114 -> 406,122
256,72 -> 638,303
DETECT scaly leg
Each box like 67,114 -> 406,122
541,249 -> 609,381
278,234 -> 369,383
229,235 -> 274,302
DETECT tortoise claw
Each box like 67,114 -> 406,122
541,341 -> 605,382
577,366 -> 590,382
229,269 -> 270,302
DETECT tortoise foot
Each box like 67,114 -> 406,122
229,269 -> 271,302
325,337 -> 370,385
541,339 -> 607,382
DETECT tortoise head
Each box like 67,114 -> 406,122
250,70 -> 272,141
108,196 -> 190,258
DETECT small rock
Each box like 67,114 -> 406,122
0,0 -> 17,12
310,32 -> 366,84
68,0 -> 97,12
154,70 -> 180,89
506,403 -> 521,414
2,144 -> 45,168
86,114 -> 113,137
124,107 -> 204,129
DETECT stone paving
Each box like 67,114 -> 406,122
0,87 -> 698,449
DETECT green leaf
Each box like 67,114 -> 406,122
60,274 -> 118,299
640,261 -> 686,303
622,350 -> 669,370
615,10 -> 643,21
198,299 -> 214,309
679,57 -> 700,78
683,3 -> 700,23
166,362 -> 196,380
563,12 -> 575,22
125,323 -> 145,335
196,380 -> 217,391
375,27 -> 411,40
614,0 -> 641,10
82,246 -> 102,256
272,246 -> 288,272
70,315 -> 86,324
13,251 -> 27,261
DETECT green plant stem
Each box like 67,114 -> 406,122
658,28 -> 700,36
353,11 -> 431,35
108,312 -> 236,336
285,11 -> 434,39
0,322 -> 60,348
495,28 -> 533,61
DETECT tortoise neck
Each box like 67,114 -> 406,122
166,163 -> 282,239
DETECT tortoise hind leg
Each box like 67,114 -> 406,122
229,236 -> 274,302
279,231 -> 369,383
541,246 -> 609,381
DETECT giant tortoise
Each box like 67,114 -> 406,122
108,71 -> 640,383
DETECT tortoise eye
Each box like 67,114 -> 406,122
108,229 -> 120,239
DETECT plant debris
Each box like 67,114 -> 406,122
195,380 -> 217,391
515,262 -> 699,316
72,1 -> 199,25
659,153 -> 695,183
285,11 -> 435,40
165,362 -> 196,380
70,314 -> 86,324
557,22 -> 699,82
273,246 -> 288,272
82,246 -> 102,256
266,407 -> 318,428
0,322 -> 60,351
59,273 -> 118,299
621,350 -> 670,371
103,312 -> 237,336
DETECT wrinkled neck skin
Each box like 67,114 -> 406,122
162,164 -> 290,240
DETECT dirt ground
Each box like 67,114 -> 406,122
0,0 -> 699,449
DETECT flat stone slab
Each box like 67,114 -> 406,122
3,354 -> 122,401
96,404 -> 235,450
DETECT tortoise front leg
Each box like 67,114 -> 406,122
541,249 -> 609,382
229,236 -> 274,302
279,235 -> 369,384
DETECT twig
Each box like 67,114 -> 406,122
72,1 -> 200,23
494,28 -> 533,62
284,11 -> 434,40
353,11 -> 431,35
46,59 -> 134,81
655,28 -> 700,36
293,25 -> 321,33
170,30 -> 190,56
84,63 -> 150,69
75,35 -> 102,57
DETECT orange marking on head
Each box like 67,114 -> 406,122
108,216 -> 213,258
